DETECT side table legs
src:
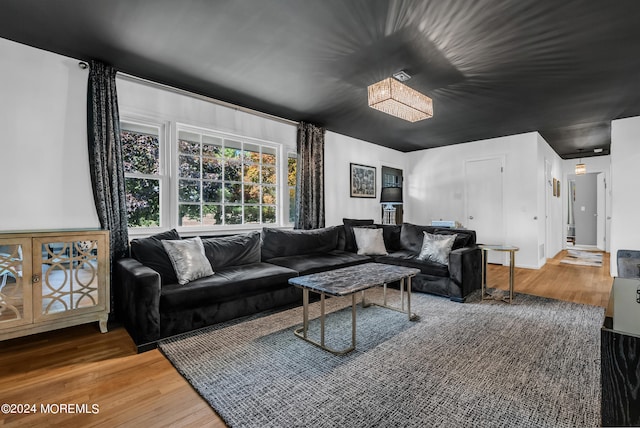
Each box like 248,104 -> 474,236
481,246 -> 518,304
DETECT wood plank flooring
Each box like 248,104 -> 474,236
486,249 -> 612,307
0,250 -> 613,427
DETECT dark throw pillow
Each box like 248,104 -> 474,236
201,231 -> 261,270
130,229 -> 181,285
261,227 -> 340,260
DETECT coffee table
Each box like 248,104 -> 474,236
288,262 -> 420,355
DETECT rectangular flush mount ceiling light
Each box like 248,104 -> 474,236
367,77 -> 433,122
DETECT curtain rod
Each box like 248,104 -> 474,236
116,72 -> 298,127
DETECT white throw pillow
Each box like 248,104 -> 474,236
162,237 -> 214,285
353,227 -> 388,256
416,232 -> 457,265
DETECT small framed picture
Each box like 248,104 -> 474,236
553,178 -> 557,197
350,163 -> 376,198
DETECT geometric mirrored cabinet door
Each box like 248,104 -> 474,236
0,240 -> 32,327
39,240 -> 101,317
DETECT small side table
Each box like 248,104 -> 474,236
479,244 -> 519,303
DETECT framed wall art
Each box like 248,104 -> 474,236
350,163 -> 376,198
553,178 -> 557,197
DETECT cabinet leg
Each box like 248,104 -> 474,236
98,316 -> 108,333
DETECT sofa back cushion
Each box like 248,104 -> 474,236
261,226 -> 340,260
202,231 -> 261,270
376,224 -> 402,252
130,229 -> 181,285
432,227 -> 476,248
400,223 -> 475,254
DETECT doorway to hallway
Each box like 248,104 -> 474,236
567,172 -> 606,250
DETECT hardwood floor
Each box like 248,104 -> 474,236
0,326 -> 223,427
486,249 -> 612,307
0,250 -> 612,427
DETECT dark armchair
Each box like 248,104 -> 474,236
617,250 -> 640,278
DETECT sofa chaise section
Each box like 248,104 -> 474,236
343,221 -> 481,302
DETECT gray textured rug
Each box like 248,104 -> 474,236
159,289 -> 604,428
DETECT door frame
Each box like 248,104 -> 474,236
545,159 -> 552,260
596,172 -> 606,250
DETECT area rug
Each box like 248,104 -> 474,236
561,249 -> 603,267
159,289 -> 604,428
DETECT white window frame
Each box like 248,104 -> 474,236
174,123 -> 284,234
121,118 -> 171,237
285,151 -> 298,226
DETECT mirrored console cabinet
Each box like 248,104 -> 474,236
0,230 -> 109,341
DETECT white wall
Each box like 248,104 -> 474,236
0,38 -> 99,231
117,77 -> 297,152
610,116 -> 640,276
324,132 -> 407,226
406,132 -> 544,269
537,134 -> 565,264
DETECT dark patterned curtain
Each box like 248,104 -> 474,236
87,60 -> 129,264
295,122 -> 325,229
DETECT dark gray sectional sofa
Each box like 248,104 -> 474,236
115,221 -> 480,352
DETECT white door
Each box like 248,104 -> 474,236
597,173 -> 606,250
465,157 -> 504,264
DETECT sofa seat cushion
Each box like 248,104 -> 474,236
374,251 -> 449,277
266,250 -> 371,275
160,262 -> 298,312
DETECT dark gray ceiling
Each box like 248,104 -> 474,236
2,0 -> 640,158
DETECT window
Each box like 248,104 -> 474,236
121,123 -> 163,228
177,127 -> 279,227
121,119 -> 290,231
287,152 -> 297,224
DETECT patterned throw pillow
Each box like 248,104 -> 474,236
416,231 -> 457,265
162,237 -> 214,285
353,227 -> 388,256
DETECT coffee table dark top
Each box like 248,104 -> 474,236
288,262 -> 420,296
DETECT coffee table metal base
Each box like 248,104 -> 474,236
294,278 -> 417,356
294,291 -> 357,355
362,281 -> 418,321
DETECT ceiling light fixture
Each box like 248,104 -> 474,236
575,149 -> 586,175
368,72 -> 433,123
